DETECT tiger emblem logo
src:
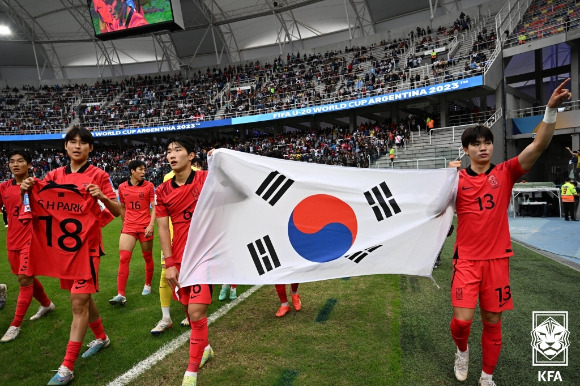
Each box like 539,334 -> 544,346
531,317 -> 570,360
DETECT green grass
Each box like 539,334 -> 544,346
0,217 -> 579,385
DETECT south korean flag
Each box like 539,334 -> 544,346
179,149 -> 458,286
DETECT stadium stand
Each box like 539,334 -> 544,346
505,0 -> 580,46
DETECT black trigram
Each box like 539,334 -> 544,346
364,182 -> 401,221
345,245 -> 382,263
255,171 -> 294,206
247,235 -> 281,275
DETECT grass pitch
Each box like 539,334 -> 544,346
0,217 -> 579,385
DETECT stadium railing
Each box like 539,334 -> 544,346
507,99 -> 580,118
428,107 -> 503,145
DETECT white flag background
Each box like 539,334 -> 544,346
180,149 -> 458,286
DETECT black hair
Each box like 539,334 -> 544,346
128,159 -> 145,173
7,149 -> 32,164
165,136 -> 196,155
461,125 -> 494,148
64,126 -> 94,146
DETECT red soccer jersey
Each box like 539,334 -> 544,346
0,179 -> 31,250
22,178 -> 101,280
454,157 -> 526,260
155,170 -> 207,265
46,164 -> 117,256
118,179 -> 154,227
110,10 -> 148,31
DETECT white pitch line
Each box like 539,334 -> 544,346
108,285 -> 262,386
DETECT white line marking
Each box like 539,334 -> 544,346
108,285 -> 262,386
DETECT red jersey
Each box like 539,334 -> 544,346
454,157 -> 525,260
46,163 -> 117,256
0,179 -> 31,250
119,179 -> 154,227
155,170 -> 207,265
22,179 -> 101,280
109,9 -> 148,31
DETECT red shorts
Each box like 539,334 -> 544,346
174,284 -> 213,306
60,256 -> 100,294
7,248 -> 29,275
122,226 -> 154,242
451,257 -> 513,312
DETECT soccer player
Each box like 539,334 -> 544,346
155,136 -> 213,386
20,127 -> 121,385
0,150 -> 55,343
447,78 -> 571,386
105,0 -> 148,31
109,160 -> 155,306
151,164 -> 199,335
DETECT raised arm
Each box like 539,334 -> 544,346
518,78 -> 572,171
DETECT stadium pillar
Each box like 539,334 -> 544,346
570,44 -> 579,99
572,134 -> 579,152
495,81 -> 509,163
534,49 -> 543,102
349,111 -> 357,132
274,121 -> 284,135
439,94 -> 448,127
310,116 -> 320,131
392,107 -> 399,124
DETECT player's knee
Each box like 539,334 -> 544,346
159,269 -> 168,288
70,294 -> 91,314
481,309 -> 502,324
120,250 -> 132,265
17,274 -> 34,287
188,307 -> 207,322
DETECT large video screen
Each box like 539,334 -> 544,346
88,0 -> 184,40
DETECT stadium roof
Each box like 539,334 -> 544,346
0,0 -> 494,80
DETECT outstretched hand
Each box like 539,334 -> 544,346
547,78 -> 572,108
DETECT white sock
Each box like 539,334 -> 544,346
291,291 -> 297,295
281,302 -> 289,306
161,307 -> 171,320
184,371 -> 197,378
481,371 -> 493,380
204,345 -> 211,352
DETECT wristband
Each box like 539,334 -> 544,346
543,107 -> 557,124
164,256 -> 175,268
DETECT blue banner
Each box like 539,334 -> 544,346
232,76 -> 483,125
0,76 -> 483,142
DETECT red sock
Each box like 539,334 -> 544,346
290,283 -> 299,293
11,284 -> 34,327
142,251 -> 154,286
117,250 -> 132,296
88,317 -> 107,341
275,284 -> 288,303
450,317 -> 472,352
482,319 -> 502,374
187,318 -> 208,373
62,341 -> 82,370
32,278 -> 51,307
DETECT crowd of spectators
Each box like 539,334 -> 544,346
0,115 -> 426,186
507,0 -> 580,46
0,11 -> 496,137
